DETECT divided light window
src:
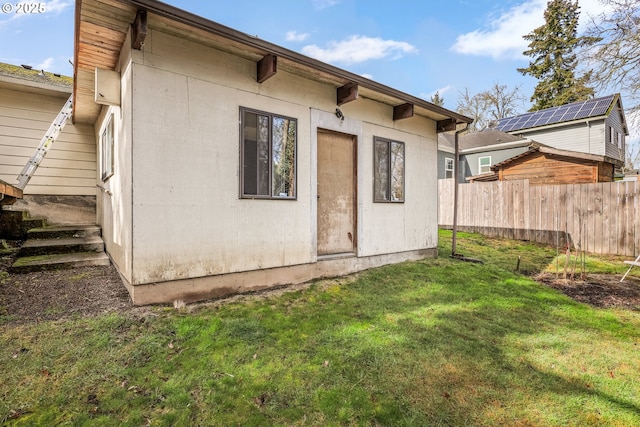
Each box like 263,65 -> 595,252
240,108 -> 297,199
101,115 -> 114,181
374,137 -> 404,202
479,156 -> 491,174
445,157 -> 454,179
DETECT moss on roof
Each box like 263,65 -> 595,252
0,62 -> 72,87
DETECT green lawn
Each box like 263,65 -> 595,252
2,230 -> 639,426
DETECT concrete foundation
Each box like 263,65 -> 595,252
123,248 -> 437,305
7,195 -> 97,225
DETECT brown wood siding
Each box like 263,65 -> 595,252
498,152 -> 600,185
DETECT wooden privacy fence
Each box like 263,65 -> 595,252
438,179 -> 639,257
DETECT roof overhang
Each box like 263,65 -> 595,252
74,0 -> 472,127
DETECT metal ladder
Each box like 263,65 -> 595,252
16,94 -> 73,190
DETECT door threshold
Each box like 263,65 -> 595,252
317,252 -> 356,261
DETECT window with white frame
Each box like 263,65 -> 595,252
445,157 -> 454,179
374,137 -> 405,202
101,115 -> 114,181
618,131 -> 623,149
240,107 -> 297,199
478,156 -> 491,174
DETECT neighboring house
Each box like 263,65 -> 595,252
67,0 -> 471,304
0,63 -> 96,224
495,94 -> 629,167
437,129 -> 532,182
471,145 -> 621,184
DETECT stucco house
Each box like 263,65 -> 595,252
64,0 -> 472,304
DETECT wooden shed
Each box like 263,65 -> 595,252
490,146 -> 622,185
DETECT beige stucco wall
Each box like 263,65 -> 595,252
96,31 -> 134,284
103,23 -> 439,287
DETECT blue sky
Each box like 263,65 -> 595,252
1,0 -> 634,140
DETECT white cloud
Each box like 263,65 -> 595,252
452,0 -> 546,60
361,73 -> 374,80
421,85 -> 453,101
42,0 -> 72,14
312,0 -> 340,10
302,35 -> 417,65
286,31 -> 309,42
36,57 -> 55,71
451,0 -> 609,60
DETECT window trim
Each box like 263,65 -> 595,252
101,115 -> 114,182
478,155 -> 491,174
445,157 -> 454,179
239,107 -> 297,200
373,136 -> 405,203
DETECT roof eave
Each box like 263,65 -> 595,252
112,0 -> 472,125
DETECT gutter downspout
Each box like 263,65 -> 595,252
451,123 -> 469,256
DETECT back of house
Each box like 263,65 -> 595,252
67,0 -> 471,304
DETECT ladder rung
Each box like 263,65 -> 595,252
16,94 -> 73,190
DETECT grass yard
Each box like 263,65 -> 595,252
1,230 -> 640,426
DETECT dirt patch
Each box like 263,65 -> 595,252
0,261 -> 136,324
536,273 -> 640,311
0,245 -> 345,325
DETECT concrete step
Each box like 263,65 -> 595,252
21,217 -> 47,234
26,224 -> 101,240
10,252 -> 110,273
18,235 -> 104,257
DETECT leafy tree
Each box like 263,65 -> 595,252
584,0 -> 640,113
456,84 -> 524,132
518,0 -> 595,111
430,91 -> 445,107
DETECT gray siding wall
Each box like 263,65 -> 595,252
462,146 -> 529,180
604,110 -> 625,161
515,120 -> 606,157
437,149 -> 454,180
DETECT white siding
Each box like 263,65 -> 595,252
0,85 -> 96,195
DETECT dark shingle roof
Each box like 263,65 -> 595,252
496,94 -> 618,133
439,129 -> 527,152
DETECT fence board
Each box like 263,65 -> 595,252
438,179 -> 640,257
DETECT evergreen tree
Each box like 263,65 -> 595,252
518,0 -> 595,111
430,91 -> 445,107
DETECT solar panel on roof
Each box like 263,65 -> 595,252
497,94 -> 616,132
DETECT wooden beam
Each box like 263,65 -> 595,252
393,103 -> 414,121
337,82 -> 358,105
257,54 -> 277,83
437,118 -> 457,133
131,10 -> 147,50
